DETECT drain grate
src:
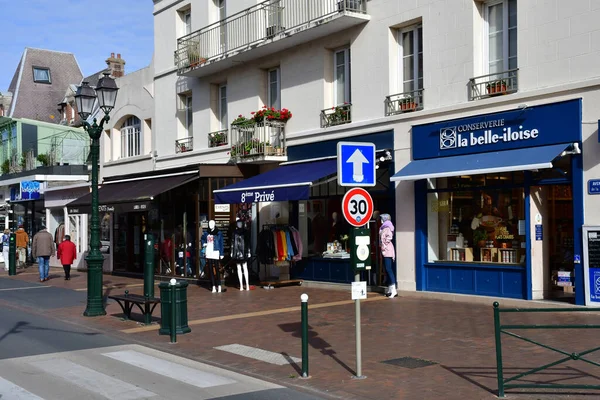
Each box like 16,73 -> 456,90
381,357 -> 438,369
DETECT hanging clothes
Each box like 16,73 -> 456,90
231,227 -> 251,261
256,225 -> 304,264
257,228 -> 275,264
291,227 -> 303,261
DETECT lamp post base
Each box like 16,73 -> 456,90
83,252 -> 106,317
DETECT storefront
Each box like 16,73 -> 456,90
392,99 -> 584,304
214,131 -> 395,286
44,184 -> 90,269
67,167 -> 244,277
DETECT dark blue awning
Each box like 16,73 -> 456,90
214,159 -> 337,204
391,144 -> 571,181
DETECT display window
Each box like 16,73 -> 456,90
427,173 -> 526,265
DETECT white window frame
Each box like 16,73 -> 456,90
483,0 -> 517,75
398,24 -> 423,94
333,48 -> 351,106
120,116 -> 141,159
267,67 -> 281,110
185,95 -> 193,137
218,85 -> 227,130
184,11 -> 191,35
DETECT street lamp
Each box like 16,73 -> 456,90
75,71 -> 119,317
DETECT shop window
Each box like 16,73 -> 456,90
485,0 -> 517,77
427,175 -> 526,264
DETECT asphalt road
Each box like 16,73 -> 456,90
0,277 -> 324,400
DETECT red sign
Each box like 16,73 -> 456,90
342,188 -> 374,227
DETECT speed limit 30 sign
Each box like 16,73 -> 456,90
342,187 -> 374,227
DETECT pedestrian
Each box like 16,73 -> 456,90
15,225 -> 28,268
32,225 -> 55,282
1,229 -> 10,271
57,235 -> 76,280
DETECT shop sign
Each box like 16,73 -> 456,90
413,99 -> 582,160
588,179 -> 600,194
583,227 -> 600,305
535,224 -> 543,241
217,186 -> 310,204
11,181 -> 43,201
214,204 -> 231,213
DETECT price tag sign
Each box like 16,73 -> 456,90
351,281 -> 367,300
342,187 -> 374,227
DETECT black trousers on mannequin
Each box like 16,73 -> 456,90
207,258 -> 220,286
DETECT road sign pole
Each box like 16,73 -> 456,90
353,272 -> 365,380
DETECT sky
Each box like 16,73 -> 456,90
0,0 -> 154,91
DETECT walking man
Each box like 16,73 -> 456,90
57,235 -> 76,280
15,225 -> 28,268
32,225 -> 54,282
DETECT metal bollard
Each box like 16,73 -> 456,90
170,278 -> 177,344
301,293 -> 309,378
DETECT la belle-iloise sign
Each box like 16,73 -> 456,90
440,118 -> 540,150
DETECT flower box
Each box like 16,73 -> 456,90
486,80 -> 508,96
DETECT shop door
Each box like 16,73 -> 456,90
548,184 -> 575,301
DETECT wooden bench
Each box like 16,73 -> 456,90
108,291 -> 160,325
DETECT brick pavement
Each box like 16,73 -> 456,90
3,267 -> 600,399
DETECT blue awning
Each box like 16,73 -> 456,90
391,144 -> 571,181
214,159 -> 337,204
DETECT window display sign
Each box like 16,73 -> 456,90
412,99 -> 582,160
583,226 -> 600,305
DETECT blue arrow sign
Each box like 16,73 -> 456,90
337,142 -> 376,187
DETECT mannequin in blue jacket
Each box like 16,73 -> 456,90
201,220 -> 224,293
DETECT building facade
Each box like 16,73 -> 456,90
91,0 -> 600,305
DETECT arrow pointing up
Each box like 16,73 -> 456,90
347,149 -> 369,183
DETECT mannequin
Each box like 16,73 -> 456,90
379,213 -> 397,299
330,211 -> 339,242
201,220 -> 224,293
231,219 -> 251,291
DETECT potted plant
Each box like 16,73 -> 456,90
275,146 -> 284,156
328,103 -> 350,125
401,96 -> 417,112
473,229 -> 488,248
264,141 -> 274,155
251,106 -> 293,124
186,41 -> 203,68
486,79 -> 508,95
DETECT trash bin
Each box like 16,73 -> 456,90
158,280 -> 191,335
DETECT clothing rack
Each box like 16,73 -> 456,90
258,224 -> 303,288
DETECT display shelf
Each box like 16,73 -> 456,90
480,247 -> 498,263
449,247 -> 473,262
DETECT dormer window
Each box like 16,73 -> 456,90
33,67 -> 51,83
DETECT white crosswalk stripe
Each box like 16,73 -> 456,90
0,376 -> 44,400
0,344 -> 283,400
29,358 -> 156,400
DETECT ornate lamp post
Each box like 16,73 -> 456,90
75,72 -> 119,317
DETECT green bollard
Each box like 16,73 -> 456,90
170,278 -> 177,344
493,302 -> 505,398
301,293 -> 309,378
8,233 -> 16,276
143,233 -> 155,300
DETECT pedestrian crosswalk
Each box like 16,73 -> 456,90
0,344 -> 283,400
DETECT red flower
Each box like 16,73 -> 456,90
238,114 -> 243,117
251,111 -> 255,114
331,107 -> 335,110
263,105 -> 267,108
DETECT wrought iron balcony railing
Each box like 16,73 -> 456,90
175,0 -> 367,72
321,103 -> 352,128
385,89 -> 424,116
208,129 -> 229,148
175,137 -> 193,153
230,121 -> 286,160
469,69 -> 519,101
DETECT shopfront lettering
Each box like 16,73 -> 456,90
440,125 -> 539,150
255,191 -> 275,202
98,205 -> 115,212
457,119 -> 505,132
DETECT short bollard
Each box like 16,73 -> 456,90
301,293 -> 309,378
170,278 -> 177,344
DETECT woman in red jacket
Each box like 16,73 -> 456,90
57,235 -> 77,280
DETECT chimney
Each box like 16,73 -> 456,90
106,52 -> 126,78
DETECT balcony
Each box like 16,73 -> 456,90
230,121 -> 288,164
175,0 -> 369,77
385,89 -> 424,116
208,129 -> 229,148
468,69 -> 519,101
175,137 -> 193,153
321,103 -> 352,128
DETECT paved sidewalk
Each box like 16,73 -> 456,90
3,268 -> 600,399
